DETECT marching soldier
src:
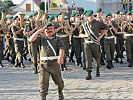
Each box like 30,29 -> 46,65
0,23 -> 5,67
11,16 -> 25,68
29,22 -> 65,100
54,12 -> 70,71
79,10 -> 108,80
24,14 -> 38,74
96,8 -> 106,65
122,11 -> 133,67
104,13 -> 118,69
71,14 -> 82,66
113,10 -> 124,64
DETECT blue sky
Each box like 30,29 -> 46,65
11,0 -> 97,10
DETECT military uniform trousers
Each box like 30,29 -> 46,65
39,60 -> 64,98
14,40 -> 24,63
115,34 -> 124,58
125,36 -> 133,63
0,38 -> 3,62
104,38 -> 115,61
73,38 -> 82,62
84,42 -> 101,72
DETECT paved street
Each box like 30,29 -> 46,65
0,57 -> 133,100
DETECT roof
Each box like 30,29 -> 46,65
34,0 -> 41,6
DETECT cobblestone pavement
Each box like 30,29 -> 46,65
0,58 -> 133,100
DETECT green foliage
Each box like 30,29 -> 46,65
4,0 -> 15,8
50,2 -> 57,8
40,2 -> 48,11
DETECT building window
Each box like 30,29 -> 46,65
26,4 -> 31,12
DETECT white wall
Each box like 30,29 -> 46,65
13,0 -> 40,12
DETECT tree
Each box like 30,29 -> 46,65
4,0 -> 15,8
39,2 -> 48,11
50,2 -> 58,8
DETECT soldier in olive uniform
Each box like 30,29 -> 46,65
0,23 -> 5,67
104,13 -> 118,69
29,22 -> 65,100
54,12 -> 70,71
96,8 -> 106,65
24,14 -> 38,74
71,14 -> 82,66
123,11 -> 133,67
79,10 -> 108,80
11,16 -> 25,68
113,10 -> 124,63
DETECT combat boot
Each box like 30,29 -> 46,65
20,62 -> 25,68
110,61 -> 114,68
128,62 -> 133,67
33,65 -> 38,74
0,61 -> 4,67
85,71 -> 92,80
106,61 -> 111,69
58,90 -> 64,100
41,97 -> 46,100
96,68 -> 100,77
100,59 -> 105,65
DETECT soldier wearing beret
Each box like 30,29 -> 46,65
11,16 -> 25,68
96,8 -> 106,65
79,10 -> 108,80
29,22 -> 65,100
122,11 -> 133,67
104,13 -> 118,69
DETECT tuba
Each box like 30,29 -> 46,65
19,12 -> 25,28
36,10 -> 45,28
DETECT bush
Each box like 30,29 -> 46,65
50,2 -> 57,8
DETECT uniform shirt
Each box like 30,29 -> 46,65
84,19 -> 107,41
54,21 -> 68,36
11,24 -> 23,38
37,34 -> 65,58
106,20 -> 118,37
71,22 -> 82,36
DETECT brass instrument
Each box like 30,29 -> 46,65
19,12 -> 25,28
36,10 -> 45,28
0,11 -> 7,25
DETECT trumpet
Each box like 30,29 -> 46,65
36,10 -> 45,28
19,12 -> 25,28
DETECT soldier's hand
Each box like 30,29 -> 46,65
57,56 -> 64,64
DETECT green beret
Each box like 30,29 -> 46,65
106,13 -> 111,17
86,10 -> 93,17
13,16 -> 18,21
33,12 -> 38,16
114,10 -> 120,14
71,13 -> 76,17
127,11 -> 132,15
54,14 -> 59,18
75,14 -> 80,17
122,10 -> 127,15
96,8 -> 102,13
83,11 -> 87,15
48,16 -> 55,21
44,22 -> 53,28
7,16 -> 13,19
131,10 -> 133,13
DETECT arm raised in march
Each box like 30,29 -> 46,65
28,28 -> 44,43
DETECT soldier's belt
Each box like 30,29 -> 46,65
115,32 -> 123,34
14,38 -> 24,41
125,34 -> 133,37
104,36 -> 114,39
73,35 -> 81,38
85,40 -> 94,43
56,35 -> 68,38
40,56 -> 59,61
0,34 -> 4,36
